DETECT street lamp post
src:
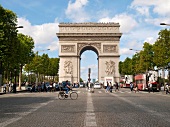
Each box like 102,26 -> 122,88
129,48 -> 141,52
160,23 -> 170,26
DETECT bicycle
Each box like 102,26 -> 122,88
58,89 -> 78,100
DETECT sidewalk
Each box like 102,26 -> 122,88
0,86 -> 28,95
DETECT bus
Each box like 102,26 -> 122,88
120,75 -> 133,88
135,71 -> 160,91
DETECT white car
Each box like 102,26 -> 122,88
79,82 -> 85,88
94,83 -> 101,89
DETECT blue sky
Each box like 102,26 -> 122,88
1,0 -> 170,81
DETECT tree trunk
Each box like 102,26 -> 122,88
19,65 -> 22,90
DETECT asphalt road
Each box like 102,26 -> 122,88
0,88 -> 170,127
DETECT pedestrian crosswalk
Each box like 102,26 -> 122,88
76,90 -> 167,95
1,90 -> 168,99
76,90 -> 149,94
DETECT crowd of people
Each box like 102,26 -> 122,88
1,80 -> 170,95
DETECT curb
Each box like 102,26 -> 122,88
0,90 -> 28,95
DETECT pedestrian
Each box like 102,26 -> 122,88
109,82 -> 112,93
106,81 -> 110,92
133,84 -> 139,93
3,82 -> 7,93
148,81 -> 152,93
165,83 -> 169,94
115,82 -> 119,92
130,82 -> 133,91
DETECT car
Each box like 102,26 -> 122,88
94,83 -> 101,89
55,83 -> 60,91
25,84 -> 32,91
79,82 -> 85,88
45,82 -> 52,91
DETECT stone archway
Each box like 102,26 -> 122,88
56,22 -> 122,83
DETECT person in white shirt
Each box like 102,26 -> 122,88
165,83 -> 169,94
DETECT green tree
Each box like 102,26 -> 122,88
48,58 -> 59,81
141,42 -> 155,70
0,5 -> 18,85
153,29 -> 170,68
120,57 -> 133,75
131,52 -> 140,75
17,33 -> 34,89
153,29 -> 170,83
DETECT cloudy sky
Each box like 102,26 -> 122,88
1,0 -> 170,81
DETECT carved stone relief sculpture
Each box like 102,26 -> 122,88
64,61 -> 73,74
105,60 -> 115,75
61,45 -> 75,53
103,45 -> 117,53
77,43 -> 101,54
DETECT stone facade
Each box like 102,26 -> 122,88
56,22 -> 122,83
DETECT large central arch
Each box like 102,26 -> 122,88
57,22 -> 122,83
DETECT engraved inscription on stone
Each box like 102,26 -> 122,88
61,45 -> 75,53
60,37 -> 119,41
103,45 -> 117,53
105,60 -> 115,75
59,26 -> 118,33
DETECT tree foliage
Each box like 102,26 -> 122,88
119,29 -> 170,78
24,54 -> 60,82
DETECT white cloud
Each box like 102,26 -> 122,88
81,64 -> 98,80
144,37 -> 155,45
135,6 -> 150,16
47,41 -> 59,51
81,54 -> 86,60
120,48 -> 133,55
98,13 -> 138,33
131,0 -> 170,16
65,0 -> 90,22
145,17 -> 170,26
17,17 -> 59,51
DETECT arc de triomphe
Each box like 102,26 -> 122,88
56,22 -> 122,83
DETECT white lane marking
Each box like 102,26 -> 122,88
0,100 -> 53,127
84,93 -> 97,127
0,117 -> 22,127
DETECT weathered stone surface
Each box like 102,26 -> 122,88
57,22 -> 122,83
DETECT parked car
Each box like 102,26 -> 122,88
25,84 -> 32,91
79,82 -> 85,88
55,83 -> 60,91
45,82 -> 52,91
94,83 -> 101,89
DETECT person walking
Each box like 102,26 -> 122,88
109,82 -> 113,93
148,81 -> 152,93
165,83 -> 169,94
133,84 -> 139,93
115,82 -> 119,92
130,82 -> 133,91
106,81 -> 110,92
